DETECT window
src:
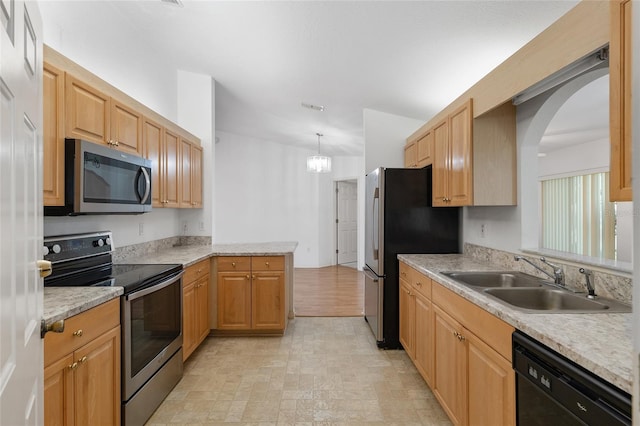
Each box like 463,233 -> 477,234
540,172 -> 615,259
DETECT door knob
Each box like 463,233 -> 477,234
37,260 -> 52,278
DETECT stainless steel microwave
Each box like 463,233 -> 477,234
45,139 -> 152,215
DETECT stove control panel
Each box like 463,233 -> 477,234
44,231 -> 114,263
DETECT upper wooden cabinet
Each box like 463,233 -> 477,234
610,0 -> 632,201
433,99 -> 473,207
44,46 -> 203,209
43,63 -> 65,206
404,140 -> 418,168
417,129 -> 434,167
66,75 -> 143,155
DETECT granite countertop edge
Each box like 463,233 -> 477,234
43,287 -> 123,328
398,253 -> 632,394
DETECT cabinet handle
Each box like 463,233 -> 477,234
401,271 -> 406,277
246,275 -> 250,279
252,275 -> 256,279
68,362 -> 78,370
73,329 -> 83,337
78,356 -> 88,364
265,262 -> 269,267
458,334 -> 465,342
197,268 -> 202,274
232,262 -> 236,267
452,331 -> 457,338
114,140 -> 119,146
416,281 -> 422,287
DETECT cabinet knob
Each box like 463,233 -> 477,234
231,262 -> 236,267
246,275 -> 250,279
401,272 -> 406,277
252,274 -> 256,279
416,281 -> 422,287
73,329 -> 83,337
265,262 -> 269,266
78,356 -> 88,364
68,362 -> 78,370
114,140 -> 119,146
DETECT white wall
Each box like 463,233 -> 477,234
363,109 -> 423,173
214,131 -> 363,268
177,70 -> 215,238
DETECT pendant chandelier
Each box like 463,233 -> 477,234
306,132 -> 332,173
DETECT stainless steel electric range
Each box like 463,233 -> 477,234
44,231 -> 184,426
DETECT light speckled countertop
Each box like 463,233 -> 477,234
399,253 -> 632,393
43,242 -> 298,326
43,287 -> 123,328
116,242 -> 299,266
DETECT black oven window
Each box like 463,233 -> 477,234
517,375 -> 585,426
129,282 -> 181,377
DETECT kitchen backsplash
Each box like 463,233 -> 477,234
113,236 -> 212,263
464,243 -> 633,304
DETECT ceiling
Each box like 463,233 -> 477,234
38,0 -> 581,156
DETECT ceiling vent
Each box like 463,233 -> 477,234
301,102 -> 325,112
161,0 -> 184,7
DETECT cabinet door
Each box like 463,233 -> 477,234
65,74 -> 110,144
44,354 -> 75,426
252,271 -> 285,330
433,305 -> 467,426
467,331 -> 515,426
163,130 -> 180,208
74,326 -> 121,426
610,0 -> 632,201
183,279 -> 197,360
217,272 -> 252,330
417,130 -> 434,167
180,138 -> 192,208
110,99 -> 143,155
196,275 -> 210,344
404,141 -> 418,168
43,63 -> 65,206
432,120 -> 449,206
399,279 -> 415,359
143,117 -> 164,208
191,144 -> 203,208
414,292 -> 433,387
448,100 -> 473,206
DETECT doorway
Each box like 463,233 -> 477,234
336,180 -> 357,267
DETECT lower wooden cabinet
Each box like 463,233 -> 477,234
44,299 -> 121,426
183,258 -> 210,361
398,261 -> 515,426
217,256 -> 287,333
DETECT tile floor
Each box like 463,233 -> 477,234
146,317 -> 452,425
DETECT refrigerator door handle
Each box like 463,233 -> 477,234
372,187 -> 379,260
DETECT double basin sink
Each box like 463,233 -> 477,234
441,271 -> 631,313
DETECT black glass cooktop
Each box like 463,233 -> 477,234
45,262 -> 183,294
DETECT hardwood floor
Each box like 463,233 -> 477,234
294,265 -> 364,317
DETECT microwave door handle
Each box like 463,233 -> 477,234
137,167 -> 151,204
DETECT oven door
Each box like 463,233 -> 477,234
122,272 -> 183,401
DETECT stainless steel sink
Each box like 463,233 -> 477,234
441,271 -> 546,288
483,288 -> 632,313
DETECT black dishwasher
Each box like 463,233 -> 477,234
513,331 -> 631,426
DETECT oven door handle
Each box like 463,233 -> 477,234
126,271 -> 184,301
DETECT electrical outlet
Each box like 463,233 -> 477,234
480,223 -> 486,238
199,221 -> 205,231
138,223 -> 144,236
182,221 -> 188,234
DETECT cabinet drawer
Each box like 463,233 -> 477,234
251,256 -> 285,271
44,298 -> 120,366
400,262 -> 431,299
217,256 -> 251,272
184,258 -> 211,283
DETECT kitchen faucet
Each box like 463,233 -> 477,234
514,255 -> 565,286
579,268 -> 596,299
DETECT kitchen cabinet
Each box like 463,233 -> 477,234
417,129 -> 434,167
183,258 -> 210,361
44,299 -> 121,426
610,0 -> 632,202
144,119 -> 181,208
43,62 -> 65,206
433,99 -> 473,207
404,140 -> 418,168
399,262 -> 434,386
432,281 -> 515,426
179,139 -> 203,208
65,74 -> 143,155
217,256 -> 286,333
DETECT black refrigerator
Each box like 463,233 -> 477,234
364,166 -> 460,349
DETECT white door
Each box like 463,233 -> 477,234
0,1 -> 44,425
336,180 -> 357,265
